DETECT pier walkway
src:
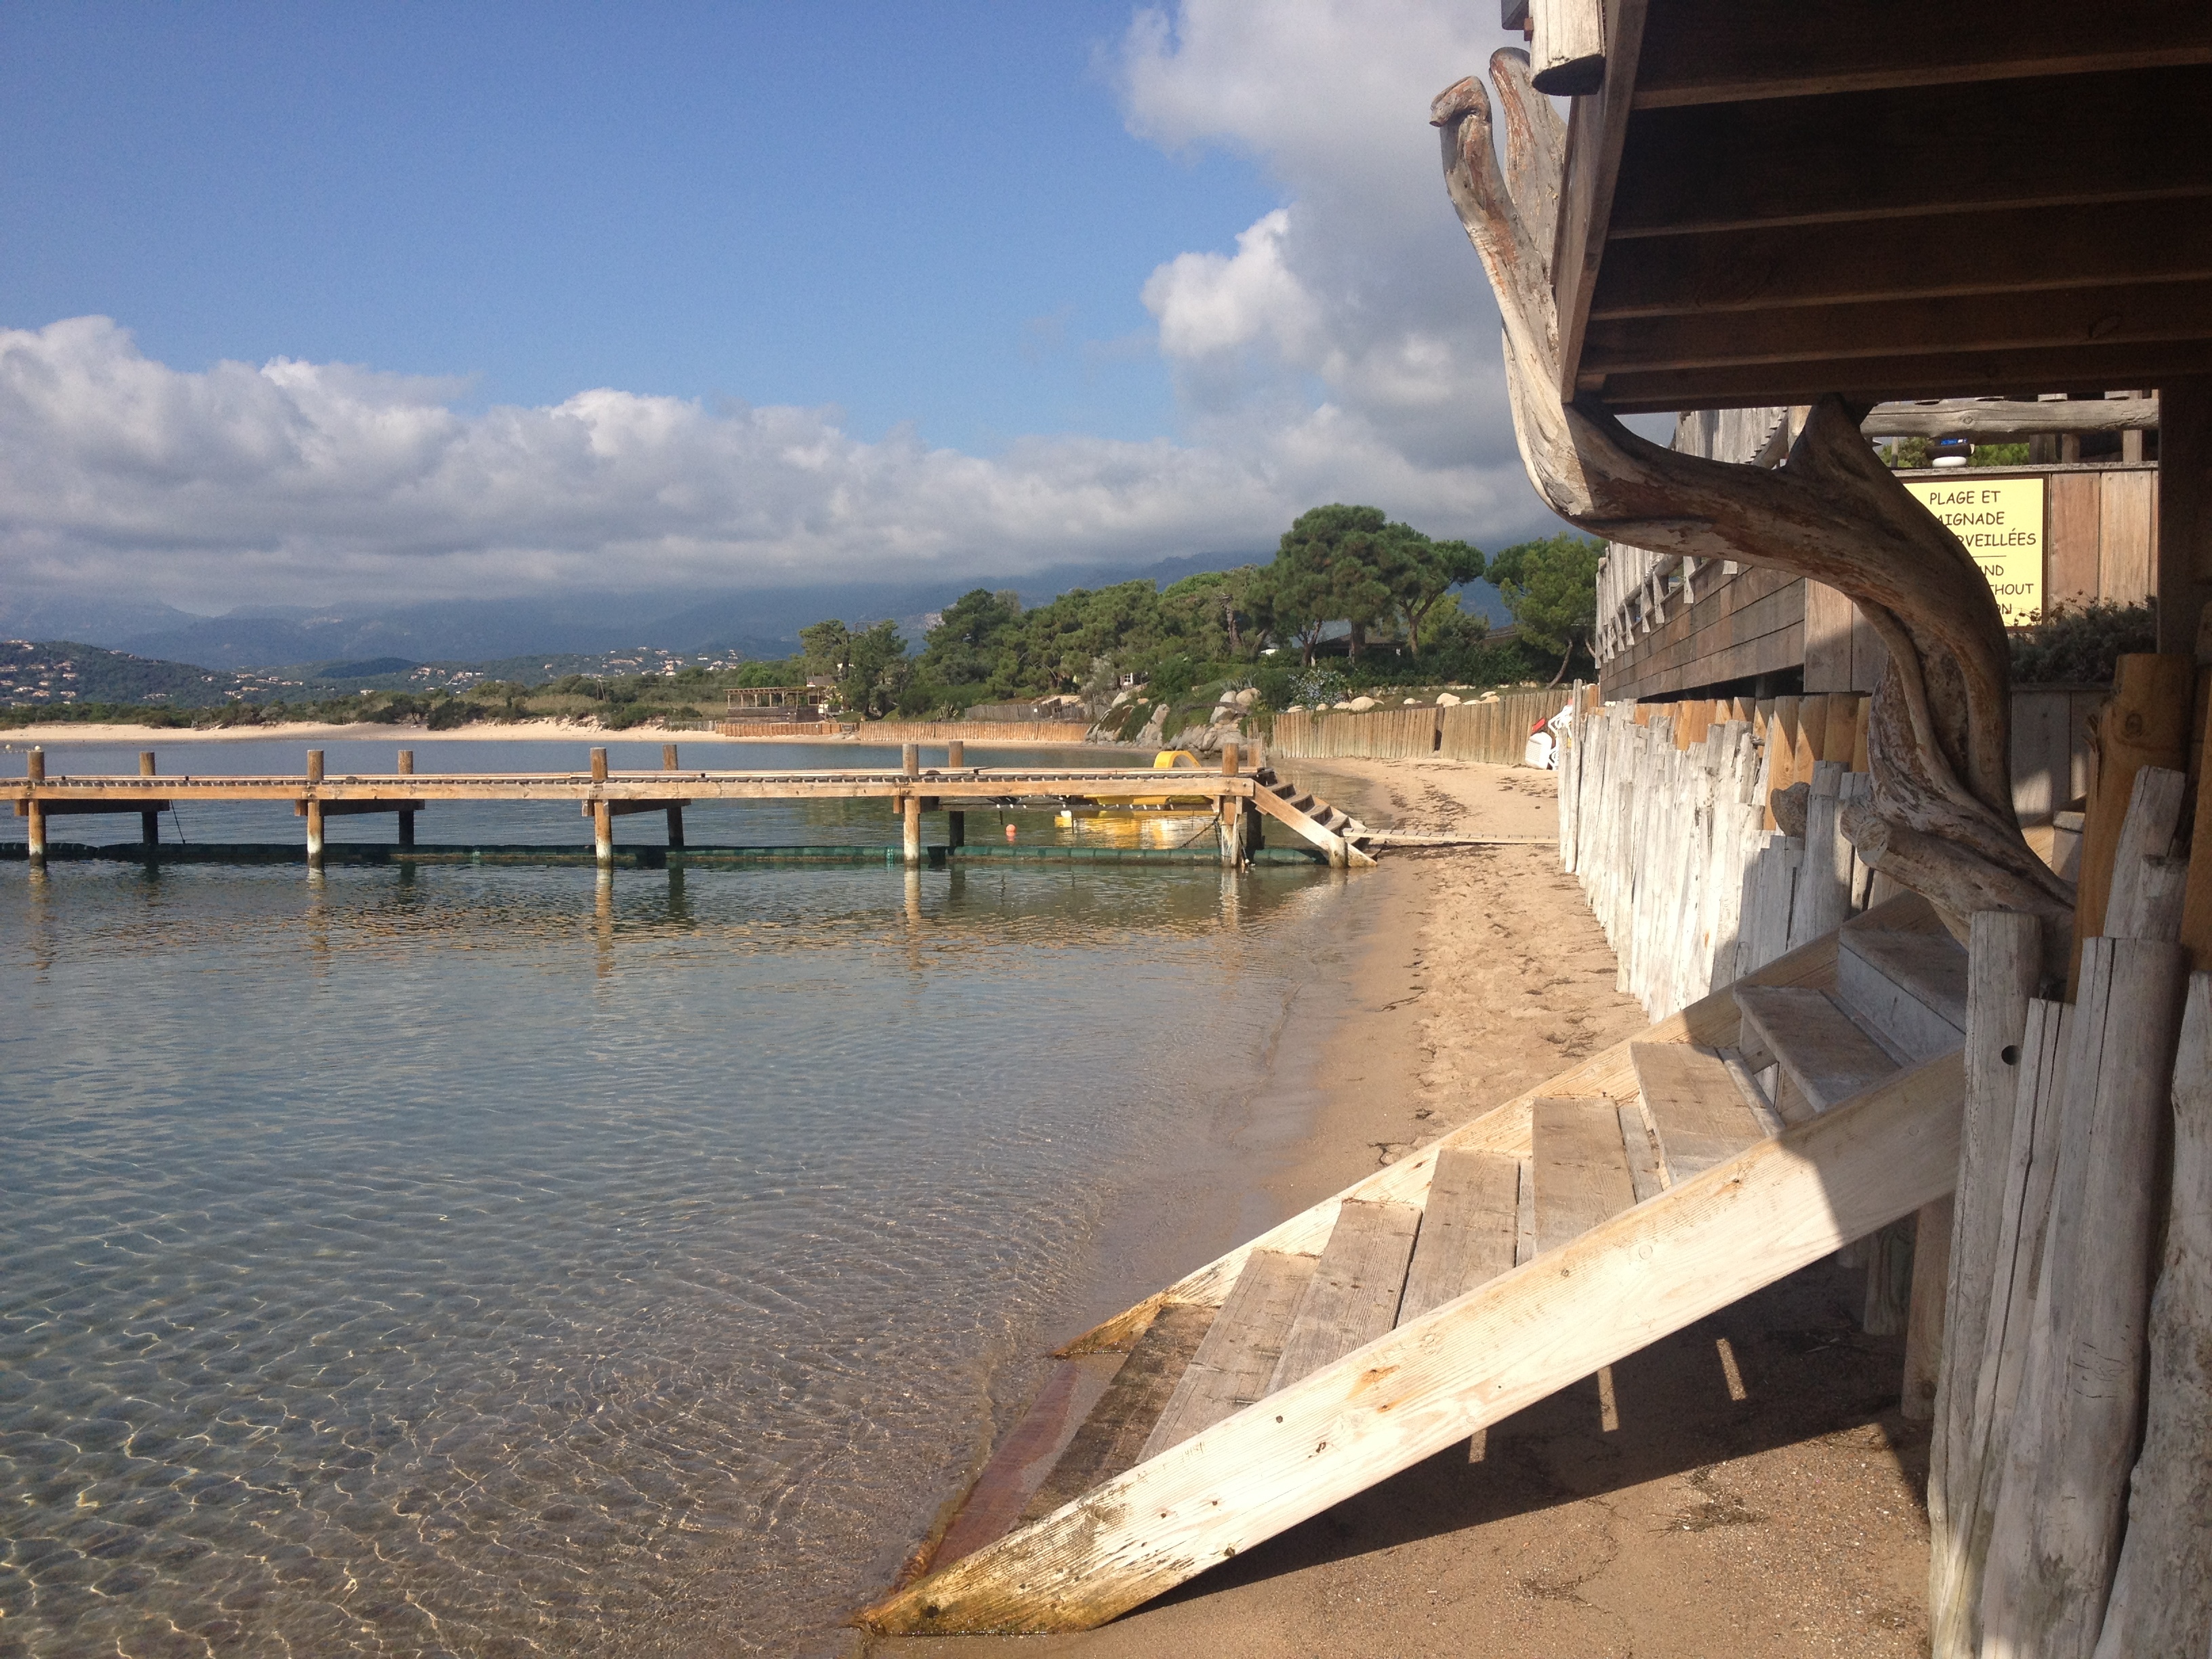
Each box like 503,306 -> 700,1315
7,742 -> 1389,871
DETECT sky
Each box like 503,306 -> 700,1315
0,1 -> 1570,615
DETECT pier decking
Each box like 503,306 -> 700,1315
6,742 -> 1384,870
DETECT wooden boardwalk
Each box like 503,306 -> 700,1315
7,742 -> 1384,871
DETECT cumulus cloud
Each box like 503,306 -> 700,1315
1,3 -> 1552,612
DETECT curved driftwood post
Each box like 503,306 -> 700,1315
1433,52 -> 2072,954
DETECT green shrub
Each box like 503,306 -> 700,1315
2010,600 -> 2157,685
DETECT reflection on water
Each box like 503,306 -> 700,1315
0,739 -> 1156,851
0,822 -> 1358,1657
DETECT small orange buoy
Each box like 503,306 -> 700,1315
1004,823 -> 1018,843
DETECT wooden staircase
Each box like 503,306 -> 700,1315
1248,767 -> 1379,867
860,893 -> 1971,1635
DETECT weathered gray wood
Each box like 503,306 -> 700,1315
1532,1097 -> 1638,1255
1397,1149 -> 1521,1324
1017,1305 -> 1215,1530
1863,398 -> 2160,441
1900,1196 -> 1951,1421
1531,0 -> 1605,95
1515,1155 -> 1537,1266
1269,1201 -> 1422,1391
2093,973 -> 2212,1659
2104,764 -> 2188,941
1616,1100 -> 1667,1204
1862,1216 -> 1912,1335
1734,985 -> 1900,1111
863,1049 -> 1967,1635
1631,1041 -> 1768,1181
1931,995 -> 2069,1659
1982,937 -> 2191,1659
1835,924 -> 1969,1061
1927,913 -> 2043,1630
1141,1252 -> 1315,1459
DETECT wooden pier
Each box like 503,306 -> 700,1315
7,741 -> 1382,872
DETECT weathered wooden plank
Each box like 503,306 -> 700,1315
1551,0 -> 1650,397
1397,1149 -> 1522,1324
1269,1201 -> 1422,1391
862,1051 -> 1968,1635
1532,1097 -> 1638,1254
1836,924 -> 1970,1061
1632,1 -> 2212,110
1012,1305 -> 1216,1532
1631,1042 -> 1769,1181
2097,466 -> 2157,603
1139,1252 -> 1315,1460
1617,1099 -> 1668,1204
1735,985 -> 1900,1112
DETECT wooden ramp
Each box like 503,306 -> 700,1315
859,893 -> 1969,1635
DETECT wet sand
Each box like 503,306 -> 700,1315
876,756 -> 1933,1659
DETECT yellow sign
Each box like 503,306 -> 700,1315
1904,476 -> 2045,626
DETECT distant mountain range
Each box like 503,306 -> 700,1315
2,550 -> 1511,676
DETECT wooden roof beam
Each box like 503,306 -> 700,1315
1589,198 -> 2212,321
1591,342 -> 2212,416
1582,278 -> 2212,377
1862,398 -> 2159,441
1608,68 -> 2212,239
1634,0 -> 2212,110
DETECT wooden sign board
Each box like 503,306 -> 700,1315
1902,476 -> 2046,626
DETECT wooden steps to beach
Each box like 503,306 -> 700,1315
860,893 -> 1973,1635
1248,767 -> 1379,868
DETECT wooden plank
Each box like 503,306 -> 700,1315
1269,1201 -> 1422,1391
1141,1252 -> 1315,1459
1632,1 -> 2212,110
1532,1097 -> 1638,1255
1584,277 -> 2212,376
2099,466 -> 2157,602
1616,1100 -> 1667,1204
862,1051 -> 1969,1635
1803,581 -> 1853,694
2157,376 -> 2212,660
1631,1042 -> 1770,1182
1397,1149 -> 1521,1324
1609,68 -> 2212,239
1836,927 -> 1970,1059
1012,1305 -> 1216,1532
1552,0 -> 1650,398
1735,985 -> 1900,1112
2046,469 -> 2102,605
1591,198 -> 2212,321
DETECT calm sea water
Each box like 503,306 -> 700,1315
0,739 -> 1365,1656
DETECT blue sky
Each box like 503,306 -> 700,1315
0,2 -> 1558,611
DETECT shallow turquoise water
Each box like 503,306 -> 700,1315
0,745 -> 1361,1657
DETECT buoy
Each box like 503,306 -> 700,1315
1005,823 -> 1018,843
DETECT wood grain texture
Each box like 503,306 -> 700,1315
1269,1201 -> 1422,1391
1141,1252 -> 1315,1460
1735,985 -> 1900,1112
1397,1149 -> 1521,1324
1617,1099 -> 1668,1204
1836,926 -> 1970,1061
1631,1042 -> 1768,1181
1532,1097 -> 1638,1254
862,1052 -> 1967,1634
2048,470 -> 2102,606
2092,973 -> 2212,1659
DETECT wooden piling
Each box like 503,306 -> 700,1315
1221,743 -> 1240,775
2069,653 -> 2193,993
594,799 -> 614,865
140,751 -> 159,844
396,750 -> 416,846
661,744 -> 684,845
305,798 -> 325,866
591,747 -> 609,783
663,743 -> 679,771
398,749 -> 414,775
903,794 -> 922,866
306,749 -> 324,784
947,740 -> 964,769
903,743 -> 920,777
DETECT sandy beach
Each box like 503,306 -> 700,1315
876,756 -> 1933,1659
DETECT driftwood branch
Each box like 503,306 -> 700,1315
1432,64 -> 2072,947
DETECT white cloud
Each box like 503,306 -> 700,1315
1,5 -> 1558,613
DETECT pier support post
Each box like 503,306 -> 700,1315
903,794 -> 922,866
661,743 -> 684,848
591,747 -> 609,782
902,743 -> 920,777
24,747 -> 45,864
397,749 -> 415,847
594,800 -> 615,866
140,752 -> 159,845
946,740 -> 964,769
304,750 -> 326,867
947,808 -> 965,850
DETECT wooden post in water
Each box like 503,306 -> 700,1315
902,743 -> 920,777
591,747 -> 609,782
24,746 -> 44,863
594,800 -> 614,866
304,750 -> 325,867
396,750 -> 415,847
945,741 -> 965,849
140,751 -> 159,845
902,793 -> 922,867
661,743 -> 684,848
